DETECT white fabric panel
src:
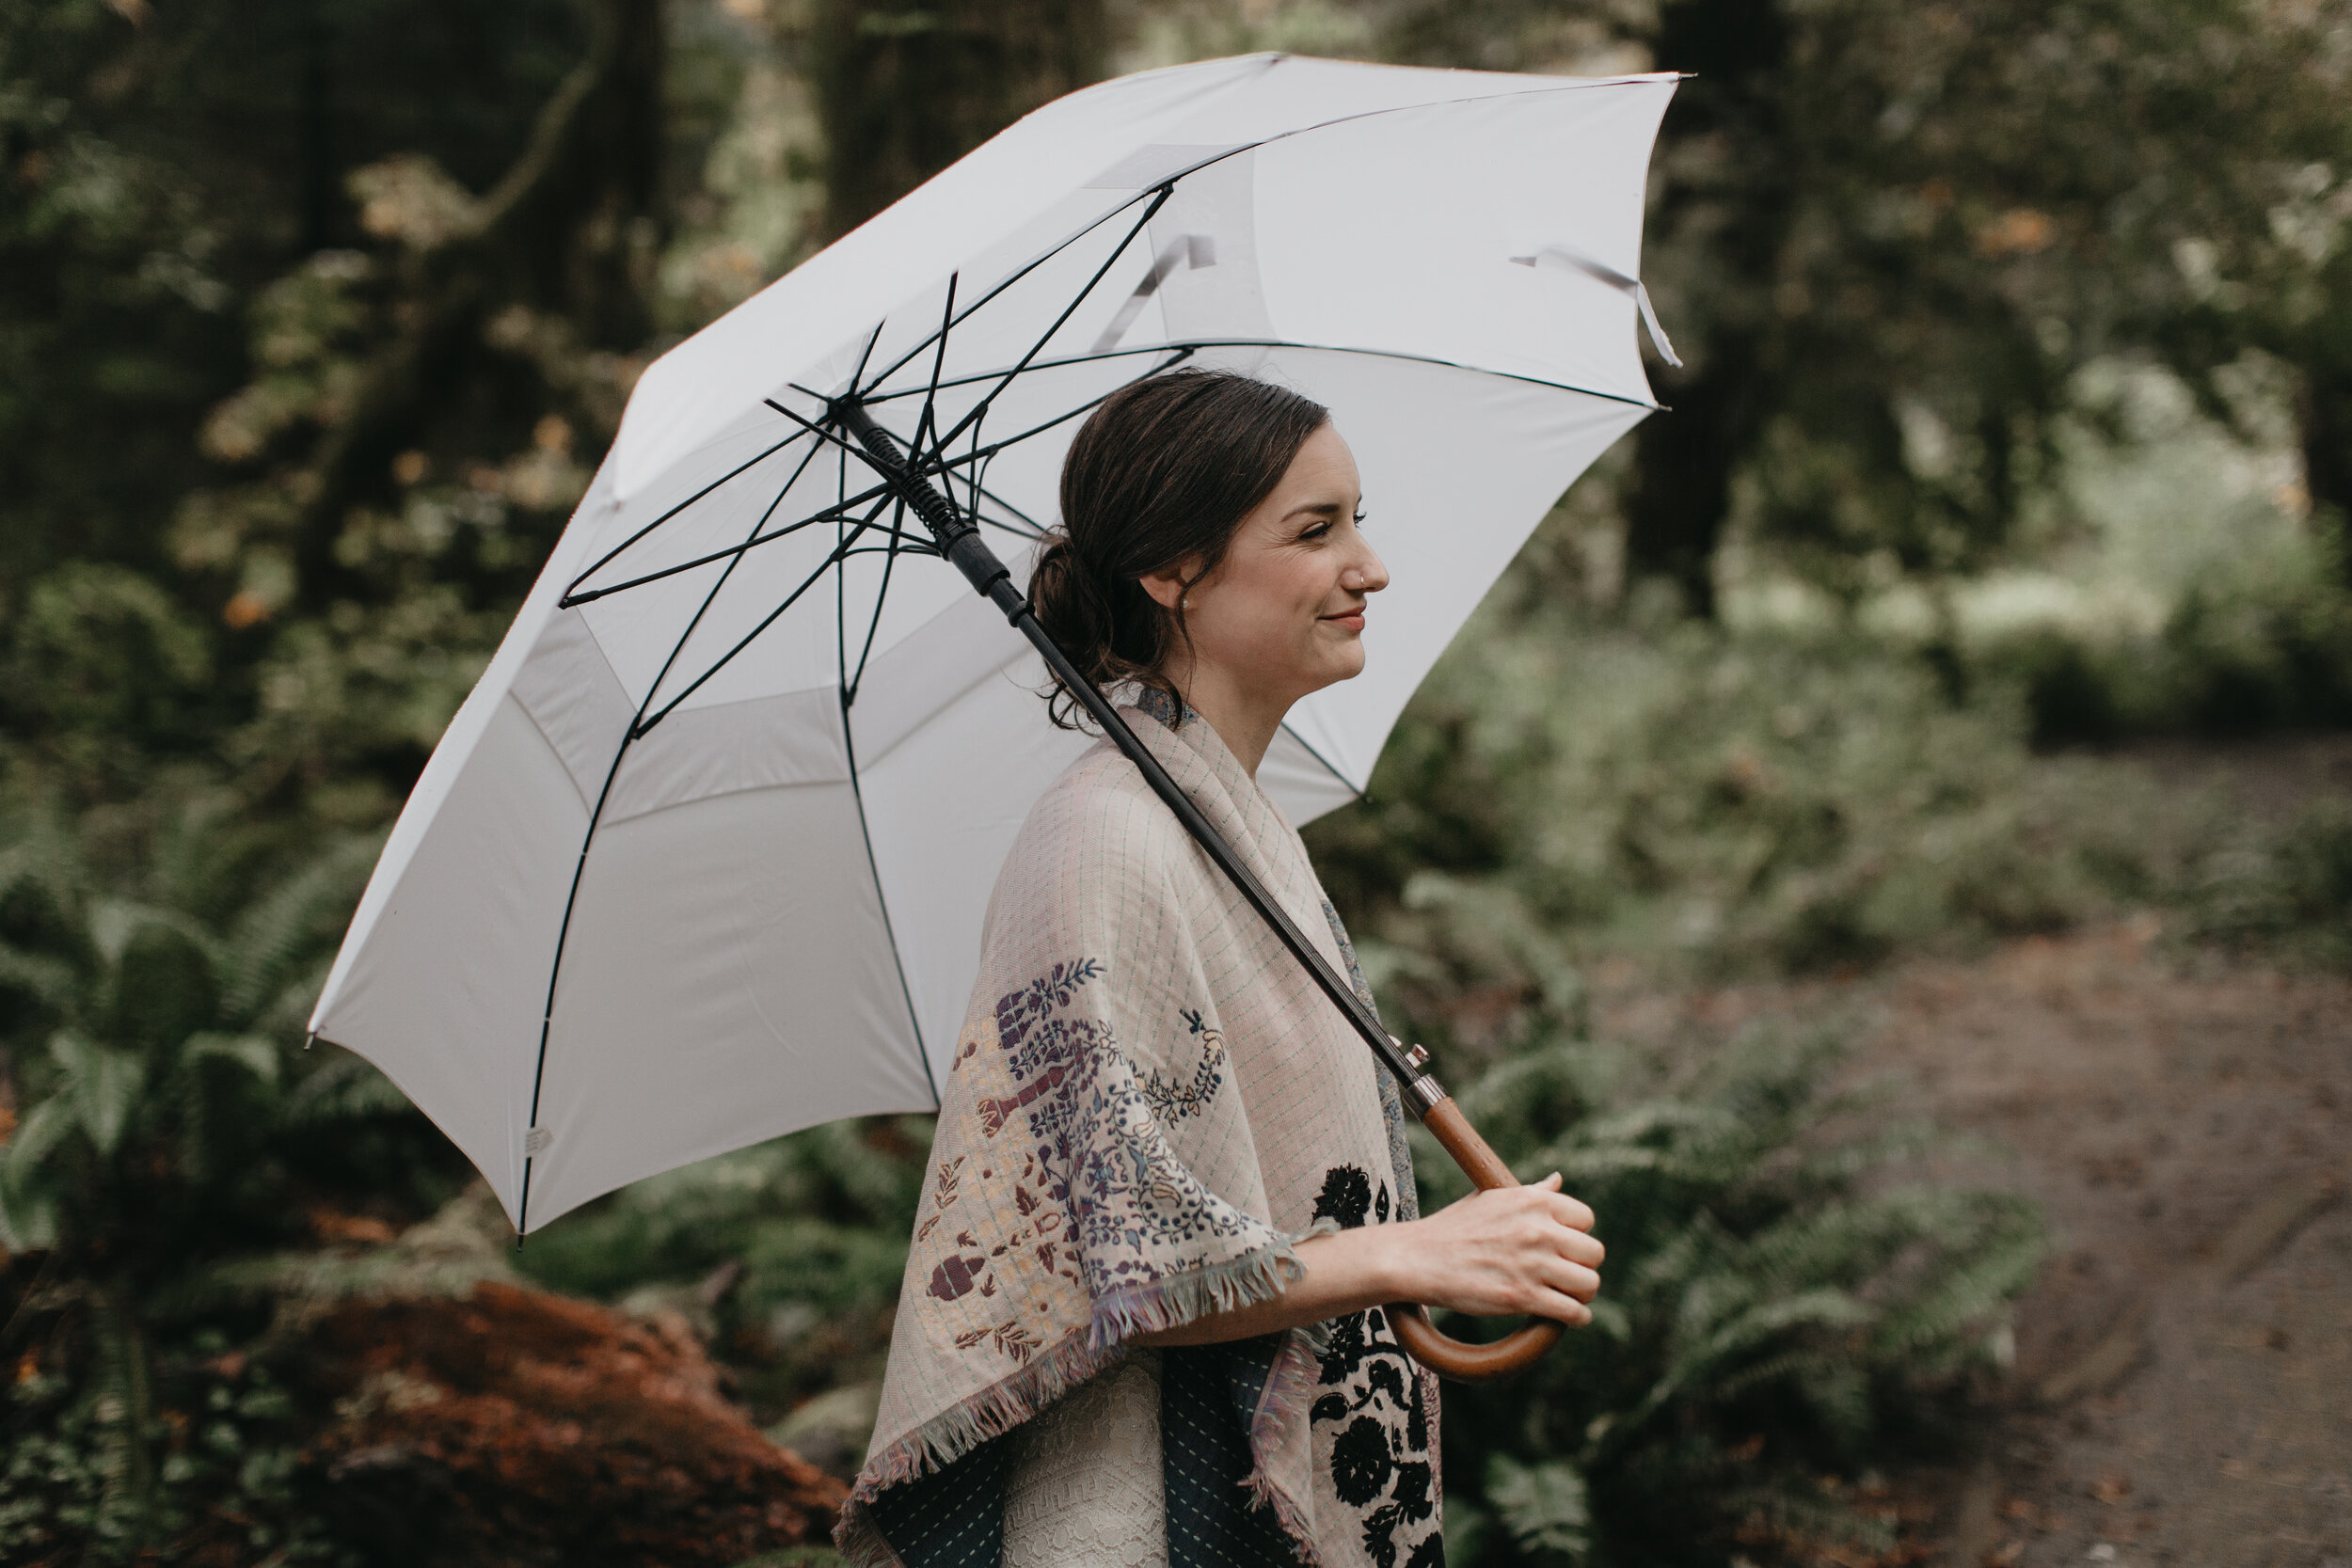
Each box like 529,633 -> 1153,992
601,688 -> 851,824
1149,149 -> 1272,341
311,694 -> 584,1225
525,775 -> 934,1228
509,606 -> 634,810
850,591 -> 1096,1083
1252,85 -> 1673,405
510,606 -> 857,824
610,55 -> 1279,498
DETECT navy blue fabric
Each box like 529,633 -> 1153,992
1163,1337 -> 1308,1568
866,1432 -> 1011,1568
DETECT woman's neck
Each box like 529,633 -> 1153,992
1168,659 -> 1294,776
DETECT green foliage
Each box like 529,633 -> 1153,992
2178,797 -> 2352,968
1313,594 -> 2164,991
1414,1022 -> 2041,1566
1,1331 -> 351,1568
0,801 -> 407,1264
0,799 -> 464,1562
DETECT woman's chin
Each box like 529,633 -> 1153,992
1309,646 -> 1369,689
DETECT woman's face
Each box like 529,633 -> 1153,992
1146,422 -> 1390,710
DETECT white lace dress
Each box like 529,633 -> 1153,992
1001,1352 -> 1168,1568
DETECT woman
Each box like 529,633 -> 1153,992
841,372 -> 1604,1568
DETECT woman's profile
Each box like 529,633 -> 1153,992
841,370 -> 1604,1568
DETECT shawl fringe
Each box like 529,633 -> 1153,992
1088,1235 -> 1307,1347
1241,1325 -> 1334,1565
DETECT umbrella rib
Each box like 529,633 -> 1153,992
845,494 -> 913,702
835,688 -> 932,1097
917,345 -> 1196,483
517,724 -> 636,1238
519,414 -> 837,1234
635,492 -> 902,735
908,272 -> 958,466
859,182 -> 1169,394
842,340 -> 1183,406
918,187 -> 1172,463
564,422 -> 817,601
834,436 -> 850,706
959,413 -> 1043,543
848,319 -> 886,397
1161,338 -> 1663,408
557,480 -> 898,607
838,274 -> 961,700
882,337 -> 1660,416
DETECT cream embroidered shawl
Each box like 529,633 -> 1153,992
843,699 -> 1441,1567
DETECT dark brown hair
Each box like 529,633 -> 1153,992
1028,369 -> 1329,727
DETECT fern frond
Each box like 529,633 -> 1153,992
218,835 -> 377,1024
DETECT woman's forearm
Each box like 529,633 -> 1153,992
1132,1227 -> 1406,1347
1129,1177 -> 1604,1349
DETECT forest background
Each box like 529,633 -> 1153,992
2,0 -> 2348,1564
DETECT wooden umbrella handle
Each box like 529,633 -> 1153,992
1388,1098 -> 1567,1382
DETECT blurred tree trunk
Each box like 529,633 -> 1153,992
290,0 -> 666,607
1617,0 -> 1791,620
809,0 -> 1104,240
486,0 -> 668,345
1621,336 -> 1761,621
299,0 -> 338,252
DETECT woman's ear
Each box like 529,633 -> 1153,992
1136,559 -> 1200,611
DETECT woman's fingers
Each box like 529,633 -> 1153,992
1539,1180 -> 1597,1233
1535,1258 -> 1602,1305
1527,1288 -> 1593,1327
1555,1226 -> 1605,1270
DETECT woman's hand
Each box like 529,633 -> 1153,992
1133,1175 -> 1602,1347
1379,1173 -> 1603,1326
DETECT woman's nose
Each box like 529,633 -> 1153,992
1346,542 -> 1391,595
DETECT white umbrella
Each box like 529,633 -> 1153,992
309,53 -> 1679,1236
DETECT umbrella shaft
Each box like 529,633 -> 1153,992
833,399 -> 1442,1114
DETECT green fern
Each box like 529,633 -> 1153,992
1423,1025 -> 2042,1565
0,799 -> 437,1562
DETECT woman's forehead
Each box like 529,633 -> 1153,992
1268,425 -> 1360,507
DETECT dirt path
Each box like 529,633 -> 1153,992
1597,924 -> 2352,1568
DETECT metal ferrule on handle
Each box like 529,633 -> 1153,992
837,399 -> 1563,1382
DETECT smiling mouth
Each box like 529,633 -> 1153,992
1321,609 -> 1367,628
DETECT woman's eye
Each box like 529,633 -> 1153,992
1352,510 -> 1368,528
1301,521 -> 1334,541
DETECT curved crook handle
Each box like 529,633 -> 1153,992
1389,1097 -> 1568,1383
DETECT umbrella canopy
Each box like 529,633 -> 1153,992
309,53 -> 1679,1232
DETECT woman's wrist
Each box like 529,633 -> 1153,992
1309,1218 -> 1420,1310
